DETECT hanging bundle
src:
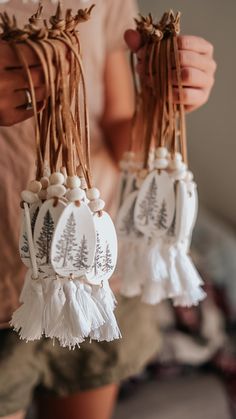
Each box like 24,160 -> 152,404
116,11 -> 206,307
1,3 -> 120,348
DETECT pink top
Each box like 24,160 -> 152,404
0,0 -> 137,326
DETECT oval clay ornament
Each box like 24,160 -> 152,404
134,171 -> 175,237
34,199 -> 66,275
175,180 -> 198,244
19,202 -> 41,267
51,202 -> 96,277
87,211 -> 118,285
116,191 -> 142,239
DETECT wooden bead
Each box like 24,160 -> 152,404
47,184 -> 66,199
169,159 -> 183,170
43,166 -> 51,178
21,190 -> 39,204
173,152 -> 182,162
38,189 -> 47,200
154,158 -> 168,169
65,188 -> 85,202
123,151 -> 135,160
86,187 -> 100,200
155,147 -> 168,158
185,171 -> 194,182
66,176 -> 81,189
40,177 -> 49,189
28,180 -> 42,194
50,172 -> 65,186
88,199 -> 105,212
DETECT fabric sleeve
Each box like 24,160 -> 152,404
105,0 -> 139,53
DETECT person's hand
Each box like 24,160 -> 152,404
0,40 -> 47,126
124,30 -> 217,112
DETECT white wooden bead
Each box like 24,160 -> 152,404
173,152 -> 183,162
88,199 -> 105,212
185,171 -> 194,182
154,158 -> 168,169
50,172 -> 65,185
47,184 -> 66,199
28,180 -> 42,194
67,176 -> 81,189
40,177 -> 49,189
38,189 -> 48,200
169,159 -> 183,170
21,190 -> 39,204
155,147 -> 168,158
86,187 -> 100,200
80,178 -> 87,190
65,188 -> 85,202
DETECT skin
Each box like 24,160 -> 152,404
0,31 -> 216,419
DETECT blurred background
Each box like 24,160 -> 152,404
113,1 -> 236,418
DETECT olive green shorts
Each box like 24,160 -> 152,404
0,295 -> 161,417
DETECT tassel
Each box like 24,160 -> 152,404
90,281 -> 121,342
173,245 -> 206,306
53,280 -> 87,348
76,282 -> 106,333
43,277 -> 65,338
19,269 -> 31,303
165,246 -> 183,298
142,277 -> 168,305
119,240 -> 144,297
146,238 -> 168,282
11,277 -> 44,341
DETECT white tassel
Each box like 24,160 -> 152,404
53,281 -> 87,348
146,239 -> 168,282
19,269 -> 31,303
11,278 -> 44,341
43,277 -> 65,338
141,277 -> 168,305
90,282 -> 121,342
164,246 -> 183,298
119,240 -> 144,297
76,282 -> 106,333
173,245 -> 206,307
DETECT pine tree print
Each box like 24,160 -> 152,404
156,199 -> 168,230
31,206 -> 39,235
53,212 -> 77,268
137,177 -> 158,226
36,209 -> 55,265
74,234 -> 89,271
21,233 -> 29,256
120,200 -> 136,235
93,231 -> 104,276
102,243 -> 114,273
167,210 -> 176,237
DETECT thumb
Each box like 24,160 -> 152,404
124,29 -> 142,52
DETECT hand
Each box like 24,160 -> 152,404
0,40 -> 47,126
124,30 -> 217,112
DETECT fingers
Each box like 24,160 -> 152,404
177,35 -> 214,57
177,50 -> 217,73
0,66 -> 45,92
172,67 -> 215,89
0,40 -> 40,69
124,29 -> 142,52
173,87 -> 210,109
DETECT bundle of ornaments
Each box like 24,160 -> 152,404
116,11 -> 206,307
2,3 -> 120,348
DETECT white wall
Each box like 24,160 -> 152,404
138,0 -> 236,227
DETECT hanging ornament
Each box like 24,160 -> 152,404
116,11 -> 205,307
4,2 -> 120,347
